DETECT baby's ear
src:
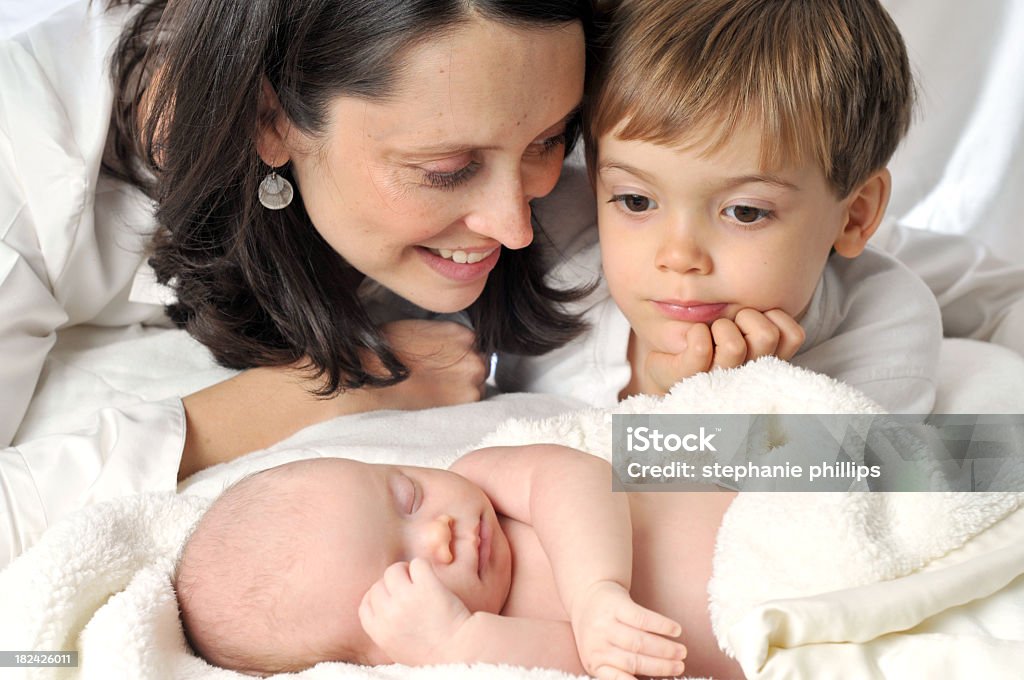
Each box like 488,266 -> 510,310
833,168 -> 891,258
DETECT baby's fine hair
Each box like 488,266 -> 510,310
586,0 -> 914,197
175,464 -> 359,674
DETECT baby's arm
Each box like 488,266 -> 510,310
453,444 -> 686,678
638,309 -> 806,396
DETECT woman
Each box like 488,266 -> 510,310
1,0 -> 593,459
0,0 -> 592,564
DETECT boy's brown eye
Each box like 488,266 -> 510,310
610,194 -> 657,212
733,206 -> 760,222
726,204 -> 772,224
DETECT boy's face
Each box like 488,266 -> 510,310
595,121 -> 861,356
279,458 -> 513,664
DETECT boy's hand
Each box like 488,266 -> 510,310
571,580 -> 686,679
645,308 -> 805,393
359,558 -> 471,665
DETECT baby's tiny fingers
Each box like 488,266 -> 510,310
382,561 -> 413,591
598,649 -> 686,679
616,604 -> 682,638
593,665 -> 638,680
408,557 -> 438,584
609,626 -> 686,661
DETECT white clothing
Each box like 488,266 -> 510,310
497,242 -> 943,414
0,1 -> 1022,566
0,1 -> 167,448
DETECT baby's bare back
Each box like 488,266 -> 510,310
500,488 -> 742,679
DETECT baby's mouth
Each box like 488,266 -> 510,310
477,514 -> 491,578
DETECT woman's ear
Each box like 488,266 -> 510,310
256,77 -> 291,167
833,168 -> 891,258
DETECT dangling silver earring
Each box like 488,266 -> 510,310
258,170 -> 294,210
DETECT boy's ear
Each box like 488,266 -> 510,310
256,77 -> 292,168
833,168 -> 891,258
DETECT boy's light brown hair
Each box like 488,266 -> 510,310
586,0 -> 915,197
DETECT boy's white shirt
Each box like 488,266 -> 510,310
497,238 -> 943,414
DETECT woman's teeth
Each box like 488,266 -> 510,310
430,248 -> 495,264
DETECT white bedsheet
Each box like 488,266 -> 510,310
3,357 -> 1023,680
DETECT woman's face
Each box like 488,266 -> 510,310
274,17 -> 585,313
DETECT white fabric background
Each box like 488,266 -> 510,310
3,0 -> 1023,260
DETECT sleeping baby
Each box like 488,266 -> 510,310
174,445 -> 741,679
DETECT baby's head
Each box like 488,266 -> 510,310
175,458 -> 512,674
584,0 -> 914,353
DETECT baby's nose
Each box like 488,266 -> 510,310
423,514 -> 454,565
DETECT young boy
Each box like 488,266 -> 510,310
499,0 -> 942,414
175,446 -> 741,679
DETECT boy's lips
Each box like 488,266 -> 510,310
651,300 -> 728,323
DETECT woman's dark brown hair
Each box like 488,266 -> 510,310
103,0 -> 596,394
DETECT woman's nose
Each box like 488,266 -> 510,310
463,173 -> 535,250
421,514 -> 454,565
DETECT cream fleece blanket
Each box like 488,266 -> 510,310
2,357 -> 1023,680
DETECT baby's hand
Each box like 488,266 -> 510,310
358,558 -> 471,665
645,308 -> 805,393
571,580 -> 686,680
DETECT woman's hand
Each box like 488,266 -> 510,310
180,320 -> 487,478
643,308 -> 805,394
368,319 -> 489,410
570,580 -> 686,679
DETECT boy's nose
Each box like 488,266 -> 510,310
655,228 -> 712,274
421,514 -> 454,565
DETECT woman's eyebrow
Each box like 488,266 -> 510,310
403,102 -> 582,156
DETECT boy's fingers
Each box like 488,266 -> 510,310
734,308 -> 781,358
685,322 -> 714,369
646,323 -> 713,391
709,319 -> 746,369
763,309 -> 806,359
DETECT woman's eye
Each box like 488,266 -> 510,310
526,132 -> 567,157
724,205 -> 772,224
610,194 -> 658,213
424,161 -> 481,191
